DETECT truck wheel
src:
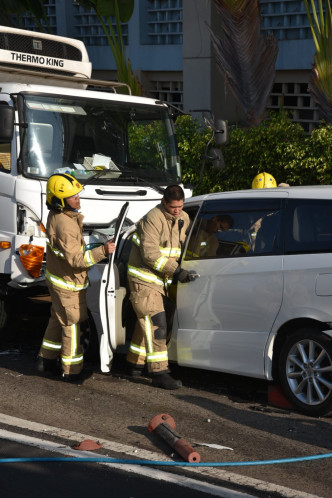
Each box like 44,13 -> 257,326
278,328 -> 332,417
0,297 -> 10,331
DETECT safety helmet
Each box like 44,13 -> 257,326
252,172 -> 277,189
46,173 -> 83,210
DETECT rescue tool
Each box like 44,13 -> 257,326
148,413 -> 200,463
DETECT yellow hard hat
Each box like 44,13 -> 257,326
252,172 -> 277,189
46,173 -> 83,210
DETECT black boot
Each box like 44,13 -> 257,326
152,373 -> 182,390
125,361 -> 145,377
36,356 -> 60,375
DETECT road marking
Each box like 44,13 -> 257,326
0,413 -> 321,498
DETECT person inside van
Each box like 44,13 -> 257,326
187,214 -> 234,258
250,173 -> 289,250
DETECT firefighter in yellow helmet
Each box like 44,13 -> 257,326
37,173 -> 116,382
252,172 -> 277,189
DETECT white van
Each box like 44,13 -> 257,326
87,185 -> 332,417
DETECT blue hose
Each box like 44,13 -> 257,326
1,453 -> 331,466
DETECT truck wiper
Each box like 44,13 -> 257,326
120,174 -> 165,195
82,167 -> 114,185
83,167 -> 166,196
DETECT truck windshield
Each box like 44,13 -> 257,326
20,94 -> 181,185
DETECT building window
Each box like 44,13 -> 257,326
149,80 -> 183,109
74,4 -> 128,46
266,82 -> 320,133
260,0 -> 312,40
143,0 -> 183,45
17,0 -> 57,34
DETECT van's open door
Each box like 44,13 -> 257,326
99,201 -> 129,373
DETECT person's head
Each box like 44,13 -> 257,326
162,185 -> 185,217
207,214 -> 234,233
252,172 -> 277,189
46,173 -> 83,211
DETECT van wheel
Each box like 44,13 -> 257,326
279,329 -> 332,417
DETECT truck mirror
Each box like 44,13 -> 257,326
209,148 -> 225,170
214,119 -> 228,147
0,106 -> 14,143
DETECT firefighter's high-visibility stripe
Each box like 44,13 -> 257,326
128,343 -> 146,356
153,256 -> 168,272
46,269 -> 89,291
71,324 -> 78,356
146,351 -> 168,362
160,247 -> 181,257
128,265 -> 164,286
47,238 -> 95,267
46,239 -> 65,259
145,315 -> 153,353
132,232 -> 181,258
41,339 -> 62,350
61,354 -> 84,365
83,249 -> 96,267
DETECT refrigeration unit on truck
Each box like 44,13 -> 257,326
0,25 -> 189,330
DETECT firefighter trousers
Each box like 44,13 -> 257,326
39,284 -> 88,375
126,281 -> 172,374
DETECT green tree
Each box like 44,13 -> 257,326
175,113 -> 332,194
75,0 -> 142,95
0,0 -> 51,32
208,0 -> 278,125
304,0 -> 332,122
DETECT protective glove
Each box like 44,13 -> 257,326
173,266 -> 200,283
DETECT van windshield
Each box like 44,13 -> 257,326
20,94 -> 181,185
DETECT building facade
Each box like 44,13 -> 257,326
18,0 -> 318,131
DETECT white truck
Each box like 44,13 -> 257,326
0,25 -> 190,331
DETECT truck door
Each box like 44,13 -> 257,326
99,201 -> 129,373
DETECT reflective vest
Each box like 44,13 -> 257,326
127,203 -> 190,294
45,209 -> 106,292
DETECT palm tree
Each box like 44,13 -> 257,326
208,0 -> 278,126
76,0 -> 142,95
304,0 -> 332,122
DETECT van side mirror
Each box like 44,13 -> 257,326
0,105 -> 15,143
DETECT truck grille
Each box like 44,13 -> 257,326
0,32 -> 82,62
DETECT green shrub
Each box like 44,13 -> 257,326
175,113 -> 332,195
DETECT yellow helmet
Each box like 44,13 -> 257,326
46,173 -> 83,210
252,172 -> 277,189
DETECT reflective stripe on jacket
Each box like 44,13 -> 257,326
46,209 -> 106,292
128,203 -> 190,295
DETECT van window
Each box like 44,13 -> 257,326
0,143 -> 11,172
184,198 -> 282,260
285,199 -> 332,253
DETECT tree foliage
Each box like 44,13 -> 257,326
304,0 -> 332,122
176,113 -> 332,195
0,0 -> 50,31
75,0 -> 141,95
208,0 -> 278,125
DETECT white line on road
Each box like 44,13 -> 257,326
0,413 -> 321,498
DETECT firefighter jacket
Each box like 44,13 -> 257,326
45,209 -> 107,292
127,203 -> 190,295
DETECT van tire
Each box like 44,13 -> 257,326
279,328 -> 332,417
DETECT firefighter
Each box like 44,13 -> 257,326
37,173 -> 116,382
251,172 -> 277,189
126,185 -> 195,390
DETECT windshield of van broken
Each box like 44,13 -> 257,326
20,94 -> 181,185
